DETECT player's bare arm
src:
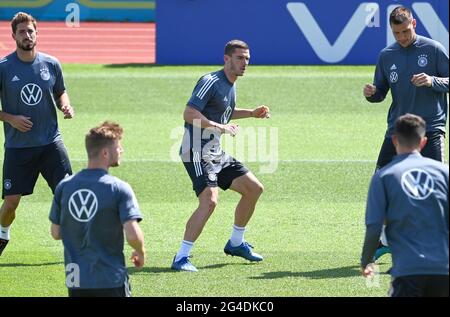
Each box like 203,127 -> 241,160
184,105 -> 239,136
50,223 -> 61,240
56,91 -> 74,119
0,111 -> 33,132
124,220 -> 146,269
232,106 -> 270,119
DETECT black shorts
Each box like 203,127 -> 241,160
182,150 -> 249,197
376,131 -> 445,170
68,279 -> 131,297
389,275 -> 449,297
2,140 -> 72,198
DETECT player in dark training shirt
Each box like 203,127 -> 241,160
0,12 -> 74,256
172,40 -> 271,272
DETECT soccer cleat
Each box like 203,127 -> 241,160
171,256 -> 198,272
374,242 -> 391,261
224,240 -> 263,262
0,238 -> 9,256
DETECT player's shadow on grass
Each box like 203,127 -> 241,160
250,265 -> 364,280
0,261 -> 63,267
128,262 -> 255,274
128,266 -> 175,275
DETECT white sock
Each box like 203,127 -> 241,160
0,225 -> 10,240
175,240 -> 194,262
380,225 -> 388,246
230,224 -> 246,247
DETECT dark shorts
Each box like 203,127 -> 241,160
389,275 -> 449,297
182,150 -> 249,197
68,279 -> 131,297
376,131 -> 445,170
2,140 -> 72,199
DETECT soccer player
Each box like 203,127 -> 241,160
361,114 -> 449,297
363,6 -> 448,260
49,121 -> 145,297
172,40 -> 270,272
0,12 -> 74,256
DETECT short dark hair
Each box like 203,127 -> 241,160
11,12 -> 37,34
389,6 -> 413,25
224,39 -> 249,56
85,121 -> 123,159
394,114 -> 426,148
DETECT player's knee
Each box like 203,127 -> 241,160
199,188 -> 218,212
247,181 -> 264,199
208,198 -> 218,212
2,197 -> 20,213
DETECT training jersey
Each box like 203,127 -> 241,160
0,51 -> 65,148
180,69 -> 236,161
366,35 -> 449,137
362,152 -> 449,277
49,169 -> 142,289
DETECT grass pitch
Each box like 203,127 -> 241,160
0,65 -> 447,297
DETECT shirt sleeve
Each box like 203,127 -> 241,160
187,74 -> 218,112
366,53 -> 389,103
52,59 -> 66,96
360,173 -> 387,267
431,43 -> 449,93
49,183 -> 63,225
118,181 -> 142,225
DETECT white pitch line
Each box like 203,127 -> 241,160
66,158 -> 376,163
65,73 -> 373,79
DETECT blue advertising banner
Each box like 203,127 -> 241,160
0,0 -> 155,22
156,0 -> 448,65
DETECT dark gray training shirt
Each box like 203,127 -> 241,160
361,153 -> 449,277
180,69 -> 236,161
366,35 -> 449,137
49,169 -> 142,289
0,51 -> 65,148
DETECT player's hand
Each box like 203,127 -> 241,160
9,115 -> 33,132
363,84 -> 377,97
411,73 -> 432,87
130,250 -> 145,270
61,104 -> 74,119
361,263 -> 376,278
221,123 -> 239,137
252,105 -> 270,119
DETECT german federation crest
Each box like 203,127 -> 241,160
3,179 -> 12,190
40,67 -> 51,81
417,54 -> 428,67
208,173 -> 217,182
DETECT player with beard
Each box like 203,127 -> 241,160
0,12 -> 74,256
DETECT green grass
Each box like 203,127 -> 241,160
0,65 -> 447,297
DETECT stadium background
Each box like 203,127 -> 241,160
0,0 -> 448,298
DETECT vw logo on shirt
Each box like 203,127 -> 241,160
68,189 -> 98,222
389,71 -> 398,83
401,168 -> 435,200
221,106 -> 233,124
20,83 -> 42,106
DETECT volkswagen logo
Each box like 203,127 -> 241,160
389,71 -> 398,83
401,168 -> 435,200
68,189 -> 98,222
20,83 -> 42,106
